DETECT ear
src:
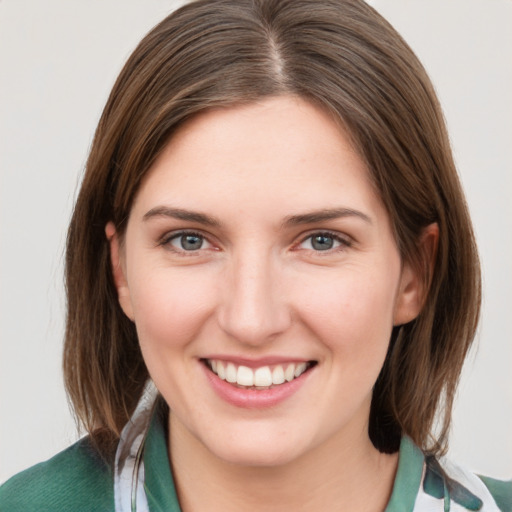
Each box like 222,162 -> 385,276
393,223 -> 439,326
105,222 -> 134,321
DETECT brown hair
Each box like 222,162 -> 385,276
64,0 -> 480,455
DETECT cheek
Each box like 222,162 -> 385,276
128,267 -> 216,351
293,265 -> 399,358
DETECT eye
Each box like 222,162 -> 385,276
298,232 -> 350,252
165,231 -> 213,252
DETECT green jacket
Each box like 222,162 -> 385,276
1,410 -> 510,511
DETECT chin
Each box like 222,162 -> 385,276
213,442 -> 303,468
197,425 -> 314,468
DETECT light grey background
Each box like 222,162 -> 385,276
1,0 -> 511,483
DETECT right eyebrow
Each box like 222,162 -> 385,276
142,206 -> 221,227
282,207 -> 372,227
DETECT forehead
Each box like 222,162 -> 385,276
164,96 -> 359,170
130,96 -> 385,223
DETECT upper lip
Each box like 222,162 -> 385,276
200,355 -> 315,368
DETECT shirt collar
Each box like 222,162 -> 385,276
385,436 -> 425,512
143,405 -> 181,511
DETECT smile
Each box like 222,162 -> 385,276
203,359 -> 316,389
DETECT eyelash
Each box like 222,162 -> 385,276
158,230 -> 353,255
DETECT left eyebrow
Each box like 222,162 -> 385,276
142,206 -> 221,227
282,208 -> 372,227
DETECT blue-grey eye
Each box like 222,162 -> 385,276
170,233 -> 205,251
311,234 -> 334,250
299,233 -> 346,252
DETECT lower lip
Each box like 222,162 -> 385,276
202,363 -> 313,409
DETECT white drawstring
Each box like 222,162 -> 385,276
114,381 -> 158,512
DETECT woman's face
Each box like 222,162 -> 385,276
109,96 -> 423,467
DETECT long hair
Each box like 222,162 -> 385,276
64,0 -> 480,455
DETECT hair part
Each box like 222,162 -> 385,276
64,0 -> 480,456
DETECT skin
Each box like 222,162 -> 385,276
107,96 -> 435,511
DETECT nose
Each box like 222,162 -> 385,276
217,249 -> 291,346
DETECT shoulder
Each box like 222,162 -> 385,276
0,436 -> 115,512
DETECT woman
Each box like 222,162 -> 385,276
1,0 -> 510,510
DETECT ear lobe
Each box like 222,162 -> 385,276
393,223 -> 439,326
105,222 -> 134,321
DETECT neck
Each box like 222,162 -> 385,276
168,414 -> 399,512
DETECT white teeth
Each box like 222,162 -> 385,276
217,361 -> 226,380
237,365 -> 254,386
208,359 -> 312,387
294,362 -> 307,378
272,365 -> 285,385
254,366 -> 272,387
285,364 -> 295,382
226,362 -> 237,383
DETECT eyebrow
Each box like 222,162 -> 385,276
282,208 -> 372,227
142,206 -> 372,228
143,206 -> 221,227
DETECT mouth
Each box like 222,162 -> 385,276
201,358 -> 317,390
